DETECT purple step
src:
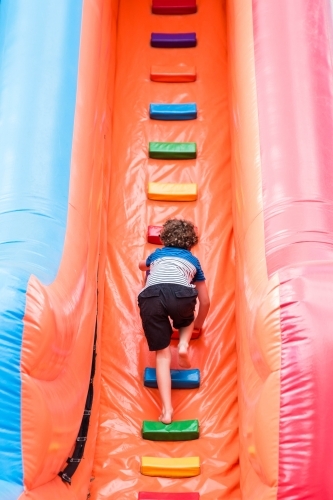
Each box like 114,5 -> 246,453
151,32 -> 197,48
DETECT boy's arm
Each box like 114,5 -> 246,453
194,280 -> 210,330
139,260 -> 150,271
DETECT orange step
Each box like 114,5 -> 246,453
150,65 -> 197,83
148,183 -> 197,202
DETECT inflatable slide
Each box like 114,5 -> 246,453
1,0 -> 333,499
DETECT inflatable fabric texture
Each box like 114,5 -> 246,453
1,0 -> 333,499
92,1 -> 238,497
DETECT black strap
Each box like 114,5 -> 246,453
59,322 -> 97,484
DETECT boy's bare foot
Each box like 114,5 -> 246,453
159,408 -> 173,424
178,342 -> 191,368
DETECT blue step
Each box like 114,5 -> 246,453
150,103 -> 197,121
144,368 -> 200,389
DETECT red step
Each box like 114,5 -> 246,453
139,493 -> 199,500
147,225 -> 163,245
152,0 -> 197,15
147,225 -> 198,245
171,327 -> 201,340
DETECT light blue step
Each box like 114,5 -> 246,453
149,103 -> 197,121
144,367 -> 200,389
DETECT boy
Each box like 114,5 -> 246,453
138,219 -> 210,424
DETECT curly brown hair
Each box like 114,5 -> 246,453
160,219 -> 198,250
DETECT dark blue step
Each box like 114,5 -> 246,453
150,103 -> 197,121
144,367 -> 200,389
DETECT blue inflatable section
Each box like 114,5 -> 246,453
0,1 -> 82,494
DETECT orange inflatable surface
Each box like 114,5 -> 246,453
91,0 -> 239,498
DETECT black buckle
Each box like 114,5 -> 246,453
60,473 -> 71,484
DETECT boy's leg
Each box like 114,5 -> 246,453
178,321 -> 194,368
156,346 -> 173,424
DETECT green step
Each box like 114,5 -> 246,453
142,419 -> 199,441
149,142 -> 197,159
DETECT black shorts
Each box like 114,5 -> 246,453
138,283 -> 198,351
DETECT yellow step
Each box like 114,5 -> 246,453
148,183 -> 198,202
140,456 -> 200,478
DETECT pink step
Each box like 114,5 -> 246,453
139,493 -> 199,500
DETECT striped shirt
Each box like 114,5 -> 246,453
143,247 -> 205,290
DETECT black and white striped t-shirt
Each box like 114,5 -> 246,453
143,247 -> 205,290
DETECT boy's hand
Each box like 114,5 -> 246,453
139,260 -> 150,271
